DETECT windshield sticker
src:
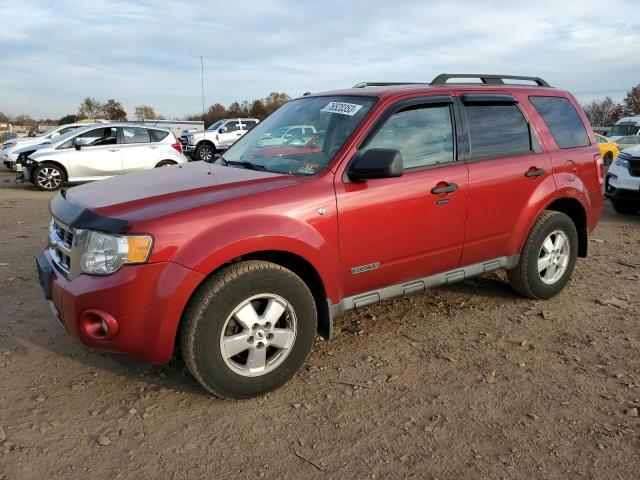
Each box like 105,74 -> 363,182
321,102 -> 363,116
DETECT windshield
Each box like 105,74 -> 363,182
207,120 -> 225,131
38,126 -> 61,138
55,125 -> 96,148
619,136 -> 640,145
222,96 -> 376,175
610,123 -> 640,137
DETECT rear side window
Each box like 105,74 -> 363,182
365,104 -> 454,169
123,127 -> 151,144
530,96 -> 590,149
465,104 -> 532,160
149,129 -> 169,142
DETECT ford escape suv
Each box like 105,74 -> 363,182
37,74 -> 604,399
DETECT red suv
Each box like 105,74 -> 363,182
37,74 -> 604,399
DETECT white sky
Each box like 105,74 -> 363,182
0,0 -> 638,119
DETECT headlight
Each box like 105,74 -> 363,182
80,231 -> 153,275
187,135 -> 195,145
614,155 -> 630,168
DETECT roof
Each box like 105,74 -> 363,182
304,73 -> 558,100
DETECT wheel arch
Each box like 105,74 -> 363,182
544,197 -> 588,257
175,248 -> 334,355
196,139 -> 217,150
33,160 -> 68,183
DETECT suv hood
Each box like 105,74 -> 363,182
64,161 -> 305,223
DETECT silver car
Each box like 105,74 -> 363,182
17,123 -> 188,191
1,122 -> 94,171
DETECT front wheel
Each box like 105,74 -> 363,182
180,260 -> 317,399
34,163 -> 66,191
508,211 -> 578,299
195,143 -> 215,162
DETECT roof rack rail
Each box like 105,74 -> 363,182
353,82 -> 427,88
431,74 -> 551,87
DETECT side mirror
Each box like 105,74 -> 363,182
73,137 -> 90,150
219,127 -> 226,134
348,148 -> 403,181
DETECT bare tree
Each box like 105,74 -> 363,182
583,97 -> 619,126
621,83 -> 640,117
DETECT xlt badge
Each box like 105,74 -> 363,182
351,262 -> 380,275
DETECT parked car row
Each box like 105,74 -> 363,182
7,123 -> 188,190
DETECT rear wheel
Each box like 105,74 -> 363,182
508,211 -> 578,299
195,143 -> 215,162
603,151 -> 614,166
155,160 -> 176,168
180,260 -> 317,399
611,199 -> 640,215
34,163 -> 65,191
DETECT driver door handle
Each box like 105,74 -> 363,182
431,182 -> 458,195
525,167 -> 545,177
107,148 -> 119,152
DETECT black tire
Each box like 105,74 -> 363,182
603,151 -> 614,166
34,163 -> 66,191
195,143 -> 215,162
611,199 -> 640,215
507,211 -> 578,299
180,260 -> 317,399
155,160 -> 177,168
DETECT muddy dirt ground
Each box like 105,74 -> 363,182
0,169 -> 639,480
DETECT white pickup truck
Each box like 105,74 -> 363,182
180,118 -> 259,161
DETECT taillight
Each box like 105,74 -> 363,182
594,152 -> 604,186
172,140 -> 182,153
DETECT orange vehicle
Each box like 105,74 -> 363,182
595,133 -> 619,165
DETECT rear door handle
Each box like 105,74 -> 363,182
431,182 -> 458,194
525,167 -> 545,177
107,148 -> 119,152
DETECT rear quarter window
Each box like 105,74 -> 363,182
149,129 -> 169,142
529,96 -> 590,149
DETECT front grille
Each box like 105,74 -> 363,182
629,158 -> 640,177
50,218 -> 75,276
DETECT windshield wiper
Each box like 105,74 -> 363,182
226,160 -> 269,172
213,154 -> 228,166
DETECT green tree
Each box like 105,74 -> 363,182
249,99 -> 268,119
134,105 -> 156,121
103,99 -> 127,121
58,114 -> 78,125
78,97 -> 104,119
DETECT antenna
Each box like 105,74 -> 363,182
201,55 -> 206,139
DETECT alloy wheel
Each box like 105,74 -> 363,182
37,167 -> 62,190
537,230 -> 570,285
219,293 -> 297,377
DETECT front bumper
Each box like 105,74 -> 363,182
605,169 -> 640,201
181,143 -> 196,155
38,250 -> 204,363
